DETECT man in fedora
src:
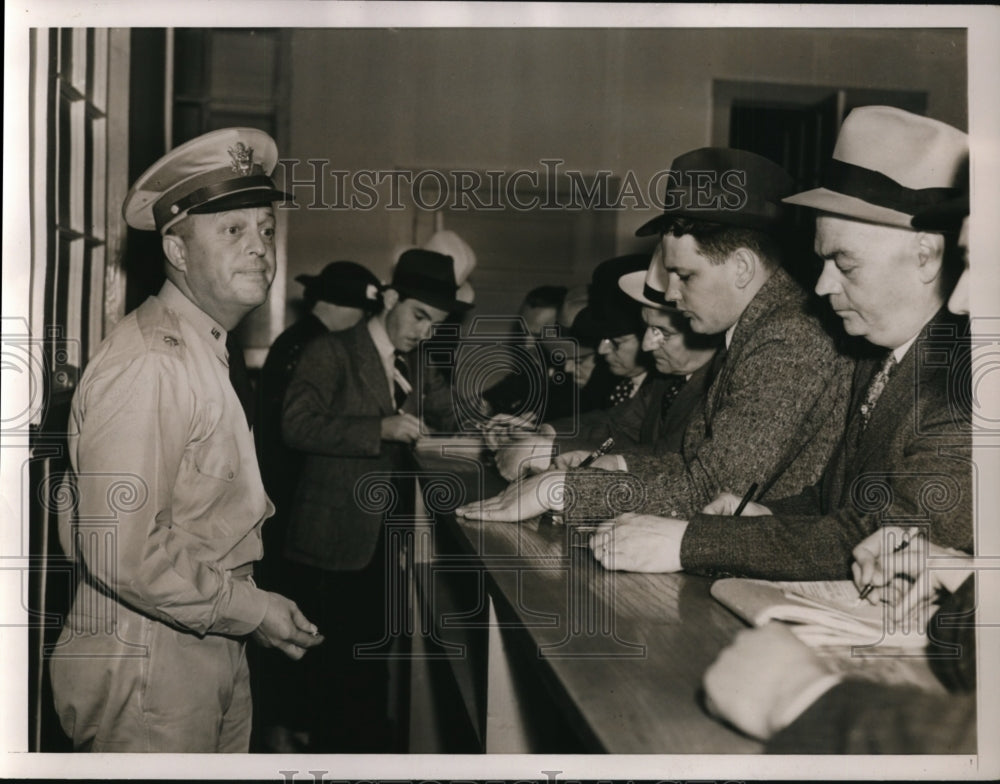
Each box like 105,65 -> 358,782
253,259 -> 380,751
48,128 -> 323,752
700,198 -> 975,754
458,147 -> 852,525
492,253 -> 720,481
587,106 -> 972,579
281,248 -> 469,752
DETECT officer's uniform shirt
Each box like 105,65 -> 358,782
65,279 -> 273,636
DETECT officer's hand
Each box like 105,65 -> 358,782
381,413 -> 423,443
253,592 -> 325,660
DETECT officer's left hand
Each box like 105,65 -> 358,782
253,592 -> 325,660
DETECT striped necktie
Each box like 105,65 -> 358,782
393,352 -> 412,410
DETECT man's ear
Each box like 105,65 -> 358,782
162,232 -> 188,273
381,287 -> 400,311
730,247 -> 758,289
915,231 -> 945,284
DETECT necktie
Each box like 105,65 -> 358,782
706,343 -> 728,388
609,377 -> 635,407
859,353 -> 897,432
659,375 -> 686,419
393,352 -> 412,411
226,333 -> 254,428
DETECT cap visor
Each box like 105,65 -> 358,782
189,186 -> 294,215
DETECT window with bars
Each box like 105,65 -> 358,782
28,26 -> 130,752
33,28 -> 130,416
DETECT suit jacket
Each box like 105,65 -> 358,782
564,267 -> 854,521
255,313 -> 328,519
766,576 -> 976,754
681,309 -> 972,580
552,362 -> 712,456
282,320 -> 455,571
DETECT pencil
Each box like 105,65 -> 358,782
733,482 -> 759,516
578,437 -> 615,468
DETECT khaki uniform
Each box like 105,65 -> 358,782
50,280 -> 273,751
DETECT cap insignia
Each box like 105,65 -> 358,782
228,142 -> 255,176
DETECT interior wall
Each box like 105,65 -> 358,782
281,27 -> 966,320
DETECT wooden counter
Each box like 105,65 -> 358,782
410,442 -> 763,753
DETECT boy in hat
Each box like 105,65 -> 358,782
587,106 -> 972,579
459,147 -> 852,526
48,128 -> 323,752
281,248 -> 469,752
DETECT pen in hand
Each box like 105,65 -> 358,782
578,437 -> 615,468
857,529 -> 919,600
733,482 -> 760,516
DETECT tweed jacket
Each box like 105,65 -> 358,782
282,319 -> 455,571
681,309 -> 972,580
553,361 -> 713,456
564,267 -> 854,521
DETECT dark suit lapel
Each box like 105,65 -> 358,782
352,322 -> 396,415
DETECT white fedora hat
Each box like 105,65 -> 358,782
783,106 -> 967,228
618,244 -> 675,308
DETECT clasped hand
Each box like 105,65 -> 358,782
253,591 -> 324,660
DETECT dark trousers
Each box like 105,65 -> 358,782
284,530 -> 397,753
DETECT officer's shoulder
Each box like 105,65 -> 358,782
133,296 -> 187,358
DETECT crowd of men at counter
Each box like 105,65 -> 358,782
49,105 -> 979,756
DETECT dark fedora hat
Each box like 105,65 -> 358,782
636,147 -> 795,236
390,249 -> 473,313
572,254 -> 650,340
296,260 -> 381,310
785,106 -> 967,228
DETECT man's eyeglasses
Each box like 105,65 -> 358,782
643,326 -> 671,343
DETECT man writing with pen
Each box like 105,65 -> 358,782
280,248 -> 468,752
562,107 -> 973,583
458,146 -> 853,527
701,198 -> 977,754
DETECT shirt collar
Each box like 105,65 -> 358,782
724,323 -> 737,350
157,280 -> 229,362
892,333 -> 919,364
367,315 -> 397,362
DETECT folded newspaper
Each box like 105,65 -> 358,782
710,578 -> 935,649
